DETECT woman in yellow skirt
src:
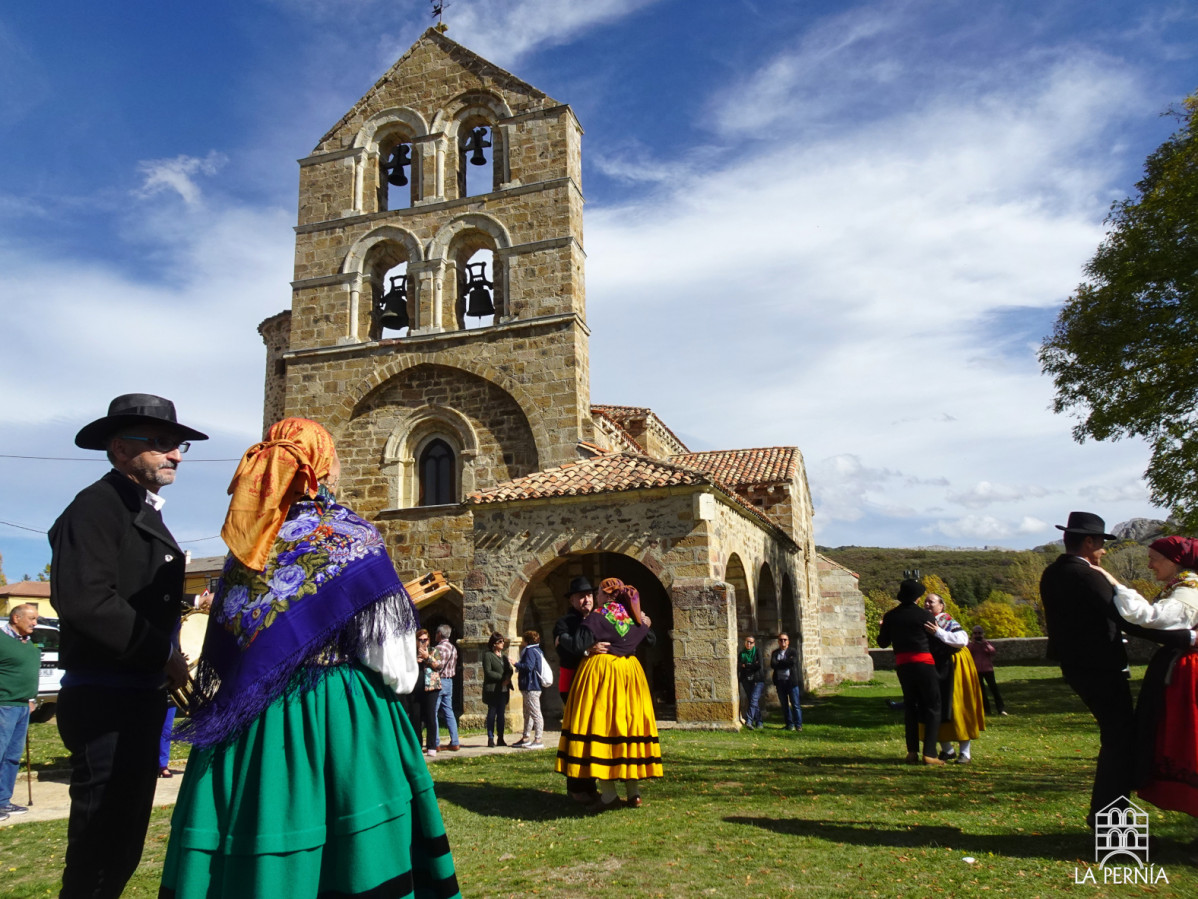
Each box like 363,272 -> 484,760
556,578 -> 662,808
922,593 -> 985,762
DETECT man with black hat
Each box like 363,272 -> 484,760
553,576 -> 608,803
49,393 -> 207,898
1041,511 -> 1195,829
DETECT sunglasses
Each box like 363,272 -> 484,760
120,435 -> 191,453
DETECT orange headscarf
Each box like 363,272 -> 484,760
221,418 -> 337,571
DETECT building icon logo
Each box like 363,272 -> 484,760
1094,797 -> 1150,867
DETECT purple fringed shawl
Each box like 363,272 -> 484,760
176,498 -> 416,748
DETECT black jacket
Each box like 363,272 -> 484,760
48,470 -> 184,674
770,647 -> 799,686
1041,553 -> 1192,671
877,602 -> 936,656
553,608 -> 595,671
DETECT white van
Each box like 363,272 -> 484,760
30,618 -> 62,723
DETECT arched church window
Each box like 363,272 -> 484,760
419,438 -> 455,506
458,123 -> 493,198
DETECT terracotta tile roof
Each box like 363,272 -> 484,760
468,452 -> 793,544
673,447 -> 798,488
468,453 -> 710,504
590,409 -> 644,453
0,581 -> 52,598
591,404 -> 689,455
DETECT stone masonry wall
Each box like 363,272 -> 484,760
257,311 -> 292,438
816,555 -> 873,684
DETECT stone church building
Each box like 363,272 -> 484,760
258,28 -> 869,728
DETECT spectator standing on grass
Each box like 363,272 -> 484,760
483,632 -> 513,747
415,628 -> 443,757
877,579 -> 943,766
0,603 -> 39,822
968,626 -> 1007,717
770,633 -> 802,731
513,630 -> 546,749
435,624 -> 461,752
737,636 -> 765,729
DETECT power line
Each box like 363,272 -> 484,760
1,518 -> 221,545
0,454 -> 240,462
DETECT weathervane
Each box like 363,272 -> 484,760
431,0 -> 450,33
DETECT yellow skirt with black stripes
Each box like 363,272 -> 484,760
555,654 -> 663,781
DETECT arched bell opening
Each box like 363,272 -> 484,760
374,123 -> 422,211
516,552 -> 675,728
366,256 -> 412,339
459,248 -> 495,330
443,227 -> 504,331
456,117 -> 494,199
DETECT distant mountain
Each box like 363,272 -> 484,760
1112,518 -> 1167,544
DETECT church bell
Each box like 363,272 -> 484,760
463,261 -> 495,317
463,127 -> 491,166
384,143 -> 411,186
375,275 -> 410,331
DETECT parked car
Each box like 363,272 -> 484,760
30,617 -> 62,723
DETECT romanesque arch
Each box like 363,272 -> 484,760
354,106 -> 431,212
330,356 -> 553,466
758,562 -> 780,638
341,363 -> 538,515
341,225 -> 425,339
515,551 -> 675,724
727,552 -> 754,639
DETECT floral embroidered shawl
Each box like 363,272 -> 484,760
177,496 -> 416,747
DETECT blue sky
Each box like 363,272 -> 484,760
1,0 -> 1196,581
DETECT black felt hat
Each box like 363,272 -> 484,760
1054,511 -> 1116,541
563,576 -> 595,597
896,579 -> 926,604
75,394 -> 209,450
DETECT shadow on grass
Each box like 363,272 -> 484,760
725,815 -> 1198,867
434,781 -> 595,821
725,815 -> 1067,860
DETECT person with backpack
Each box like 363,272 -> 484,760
513,630 -> 550,749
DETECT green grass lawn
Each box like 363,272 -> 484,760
3,666 -> 1195,897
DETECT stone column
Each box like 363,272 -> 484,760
670,577 -> 739,728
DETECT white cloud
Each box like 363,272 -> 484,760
928,514 -> 1035,541
947,481 -> 1053,509
136,152 -> 228,206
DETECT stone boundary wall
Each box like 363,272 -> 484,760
868,636 -> 1166,670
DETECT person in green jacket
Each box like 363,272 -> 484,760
482,632 -> 514,747
0,603 -> 40,820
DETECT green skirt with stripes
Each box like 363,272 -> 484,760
160,665 -> 460,899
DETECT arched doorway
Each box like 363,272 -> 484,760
517,552 -> 675,725
420,587 -> 464,720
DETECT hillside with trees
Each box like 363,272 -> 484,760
821,536 -> 1162,646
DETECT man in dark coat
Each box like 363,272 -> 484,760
553,576 -> 607,803
49,394 -> 207,899
1041,511 -> 1195,830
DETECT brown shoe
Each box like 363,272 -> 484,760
923,755 -> 945,766
905,752 -> 920,765
627,796 -> 643,808
159,767 -> 173,778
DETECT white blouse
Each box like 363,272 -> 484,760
360,630 -> 420,696
1113,574 -> 1198,630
